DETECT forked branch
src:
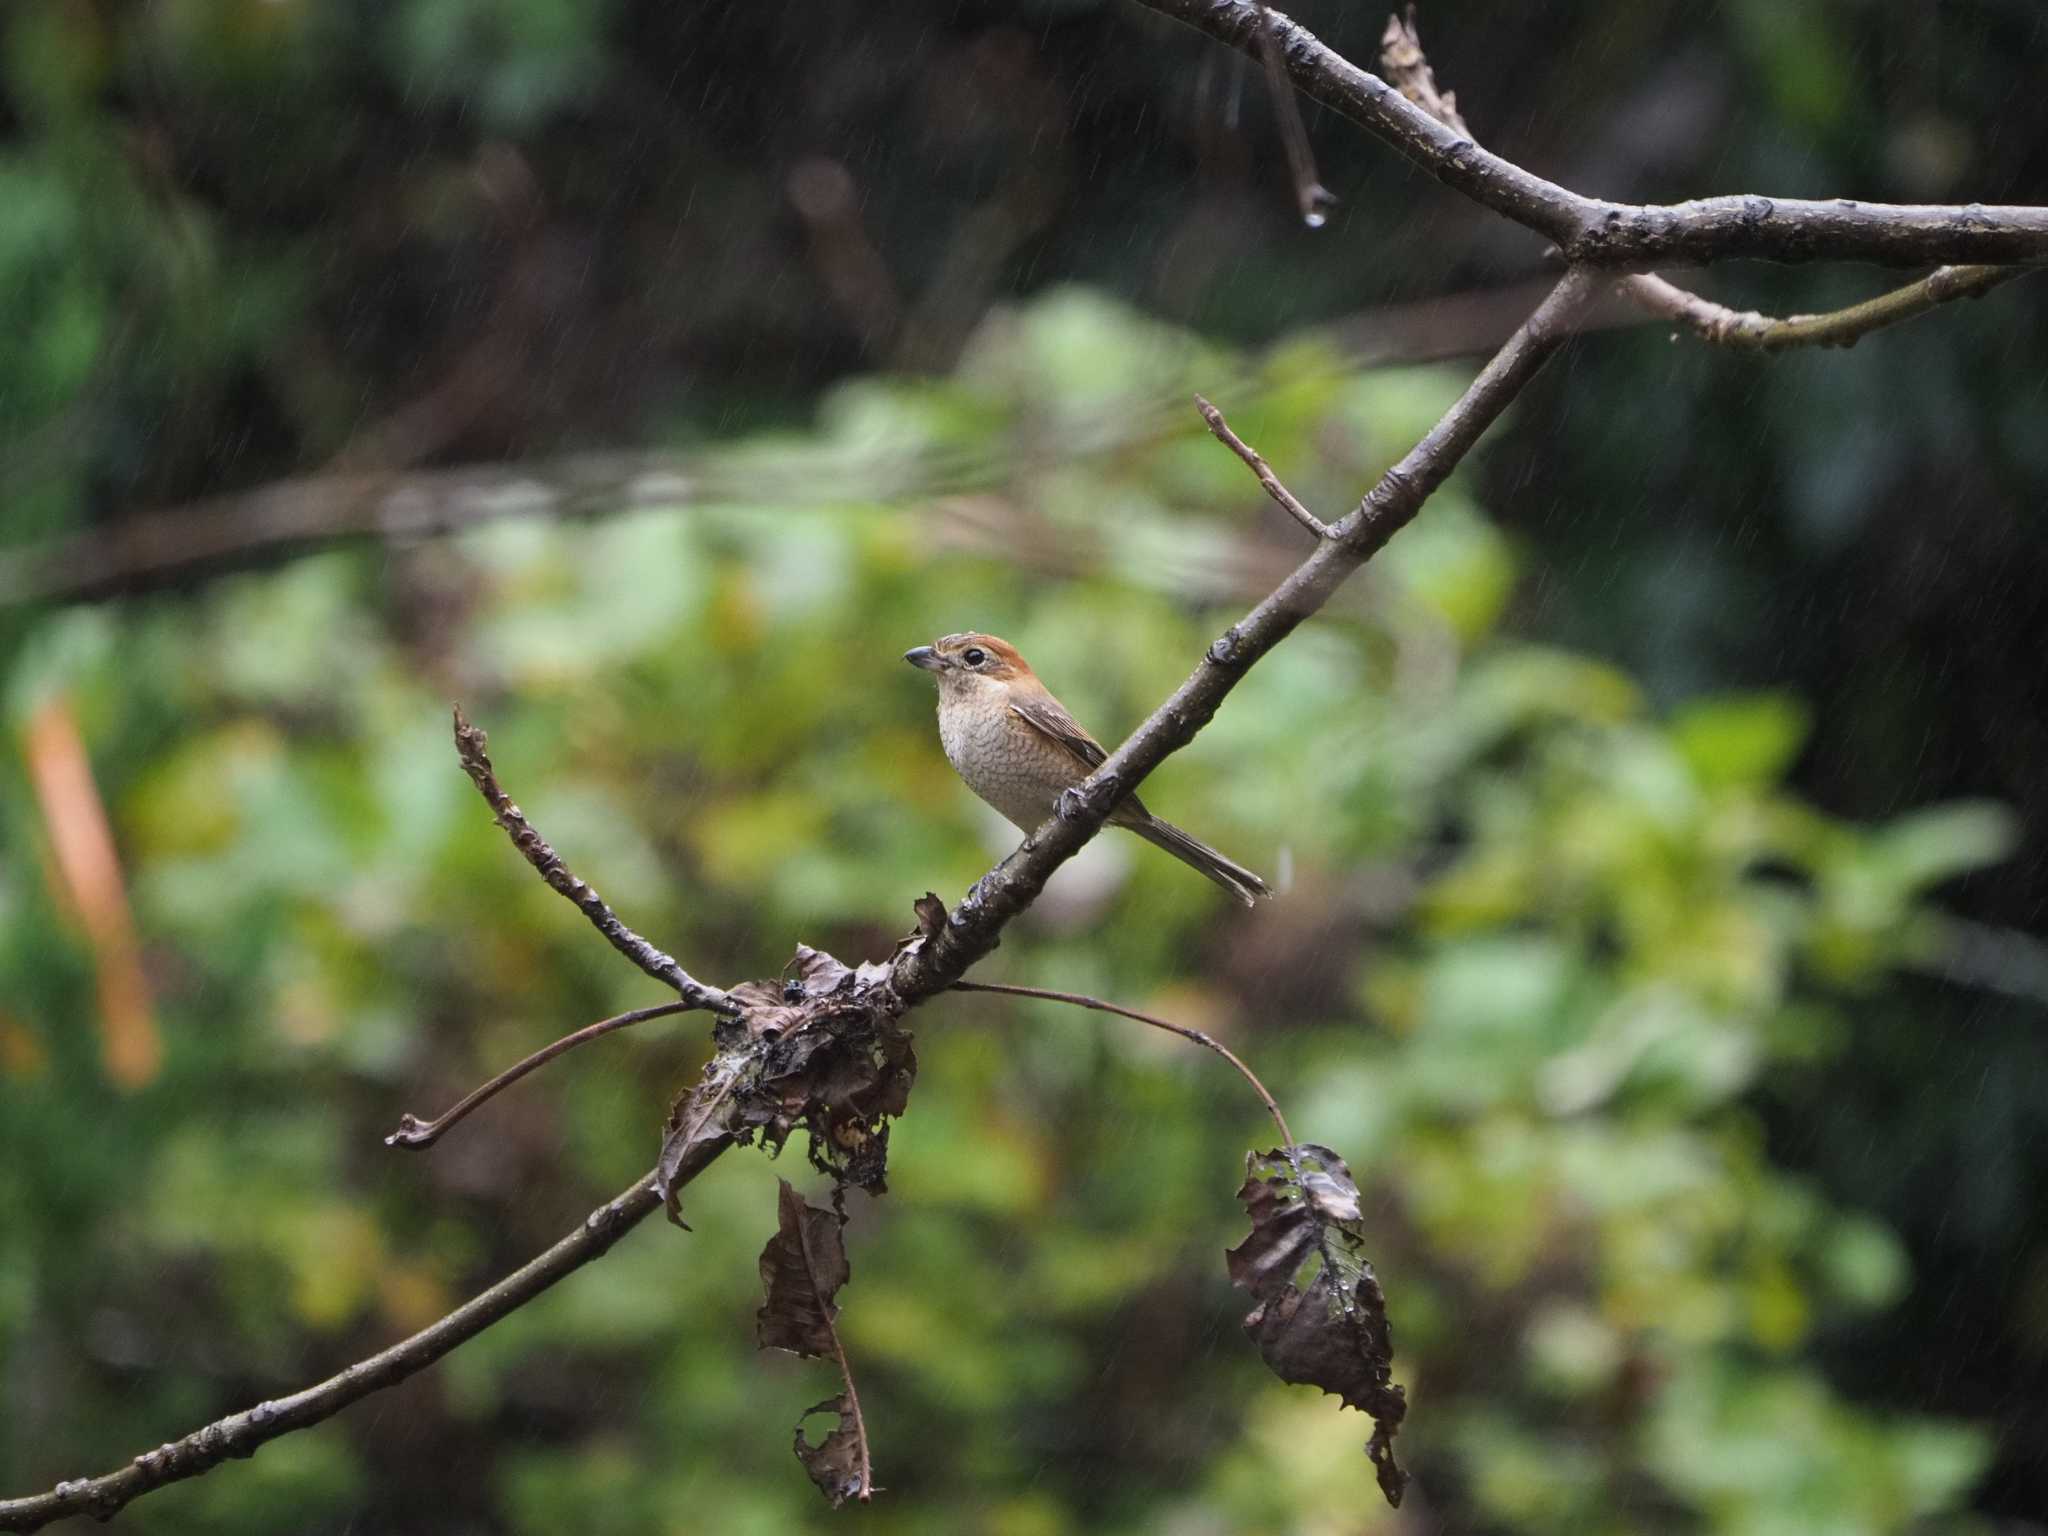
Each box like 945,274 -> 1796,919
1364,10 -> 2036,352
1140,0 -> 2048,267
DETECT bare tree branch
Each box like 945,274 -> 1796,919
1140,0 -> 2048,268
0,452 -> 707,608
451,707 -> 738,1017
385,1000 -> 695,1149
1618,264 -> 2026,350
952,980 -> 1295,1147
889,266 -> 1599,1005
1194,394 -> 1331,538
0,10 -> 2036,621
0,1144 -> 729,1535
1363,13 -> 2036,354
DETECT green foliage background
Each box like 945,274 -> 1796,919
2,1 -> 2045,1532
0,293 -> 2016,1533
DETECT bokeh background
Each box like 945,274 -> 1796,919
3,2 -> 2046,1532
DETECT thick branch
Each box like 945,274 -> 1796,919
0,1143 -> 729,1535
1618,264 -> 2026,350
889,267 -> 1597,1003
1139,0 -> 2048,268
452,708 -> 737,1016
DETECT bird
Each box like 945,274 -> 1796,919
905,632 -> 1271,906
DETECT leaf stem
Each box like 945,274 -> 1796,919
950,980 -> 1296,1148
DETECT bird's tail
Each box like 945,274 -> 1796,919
1125,815 -> 1271,907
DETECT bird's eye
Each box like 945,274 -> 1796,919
962,647 -> 986,666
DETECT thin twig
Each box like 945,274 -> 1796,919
451,707 -> 738,1017
385,1000 -> 694,1149
952,980 -> 1295,1147
0,1145 -> 730,1535
1194,394 -> 1330,538
892,267 -> 1598,1004
1140,0 -> 2048,267
1618,265 -> 2026,351
1255,3 -> 1334,226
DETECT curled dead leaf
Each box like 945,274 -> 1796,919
794,1393 -> 873,1507
872,890 -> 950,982
757,1178 -> 852,1358
1226,1144 -> 1408,1507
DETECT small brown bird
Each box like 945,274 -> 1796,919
905,632 -> 1271,905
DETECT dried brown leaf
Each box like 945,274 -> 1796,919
1226,1145 -> 1408,1507
1380,7 -> 1470,139
794,1393 -> 873,1507
757,1178 -> 852,1358
654,1068 -> 737,1228
864,891 -> 950,985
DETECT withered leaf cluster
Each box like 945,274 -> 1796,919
655,924 -> 928,1225
1226,1144 -> 1409,1507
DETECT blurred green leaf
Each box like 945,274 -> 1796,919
1870,801 -> 2019,896
1673,692 -> 1811,791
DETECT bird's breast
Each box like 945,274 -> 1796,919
937,699 -> 1064,831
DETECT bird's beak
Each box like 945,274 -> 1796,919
904,645 -> 943,672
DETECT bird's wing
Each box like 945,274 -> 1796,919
1008,694 -> 1108,770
